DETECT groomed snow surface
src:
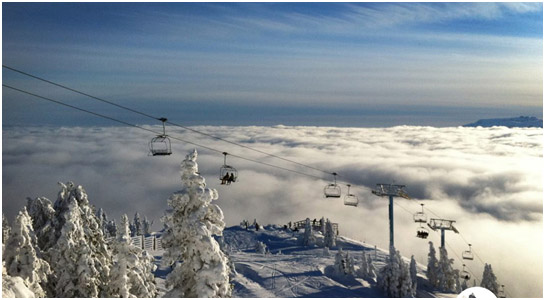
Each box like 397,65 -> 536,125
152,224 -> 454,298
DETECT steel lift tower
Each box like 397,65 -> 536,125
372,183 -> 410,251
428,218 -> 458,248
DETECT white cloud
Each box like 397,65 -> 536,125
2,125 -> 542,297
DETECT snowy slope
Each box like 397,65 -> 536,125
463,116 -> 543,128
153,225 -> 456,298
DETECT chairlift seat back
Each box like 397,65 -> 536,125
344,194 -> 358,207
324,184 -> 341,198
149,135 -> 172,156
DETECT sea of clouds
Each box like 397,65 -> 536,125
2,125 -> 542,297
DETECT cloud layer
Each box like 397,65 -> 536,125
2,125 -> 542,297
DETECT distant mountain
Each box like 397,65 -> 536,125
464,116 -> 543,128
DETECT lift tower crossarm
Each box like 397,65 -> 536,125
428,218 -> 458,248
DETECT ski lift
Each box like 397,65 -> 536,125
343,184 -> 358,207
462,244 -> 474,260
414,203 -> 427,223
460,264 -> 471,281
149,117 -> 172,156
498,285 -> 506,298
324,172 -> 341,198
416,224 -> 429,239
219,152 -> 238,185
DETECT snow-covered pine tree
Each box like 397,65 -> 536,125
161,149 -> 231,298
345,253 -> 355,276
480,263 -> 499,295
358,251 -> 368,278
399,252 -> 414,297
109,214 -> 157,298
454,269 -> 462,293
255,241 -> 268,254
324,219 -> 336,248
106,219 -> 118,238
427,241 -> 439,288
437,246 -> 456,292
46,182 -> 112,297
3,207 -> 50,297
334,248 -> 346,276
96,207 -> 108,237
2,214 -> 9,251
377,247 -> 413,298
2,262 -> 35,298
410,255 -> 418,295
133,212 -> 143,236
142,216 -> 153,236
320,216 -> 326,234
26,196 -> 55,250
301,218 -> 315,247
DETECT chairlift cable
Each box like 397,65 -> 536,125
2,65 -> 332,176
3,84 -> 324,181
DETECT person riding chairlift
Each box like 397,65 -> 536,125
228,172 -> 235,184
221,172 -> 230,185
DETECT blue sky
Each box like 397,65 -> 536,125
2,2 -> 543,127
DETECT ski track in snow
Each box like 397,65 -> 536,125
151,225 -> 454,298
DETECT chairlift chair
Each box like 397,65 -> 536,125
149,118 -> 172,156
324,172 -> 341,198
220,152 -> 238,185
460,264 -> 471,281
343,184 -> 359,207
462,244 -> 474,260
416,225 -> 429,239
414,203 -> 427,223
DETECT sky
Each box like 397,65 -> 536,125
2,2 -> 543,127
2,124 -> 542,297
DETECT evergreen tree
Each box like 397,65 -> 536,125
345,253 -> 355,276
437,247 -> 456,292
46,182 -> 112,297
3,208 -> 50,297
454,269 -> 462,293
426,241 -> 439,287
334,248 -> 346,276
481,263 -> 499,295
358,251 -> 368,278
26,196 -> 55,250
161,150 -> 231,297
109,214 -> 157,298
377,247 -> 413,298
410,255 -> 418,295
106,219 -> 118,238
320,216 -> 326,234
255,241 -> 268,254
142,216 -> 153,236
324,219 -> 336,248
301,218 -> 315,247
2,214 -> 10,251
2,263 -> 35,298
133,212 -> 143,236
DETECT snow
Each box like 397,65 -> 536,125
151,224 -> 453,298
